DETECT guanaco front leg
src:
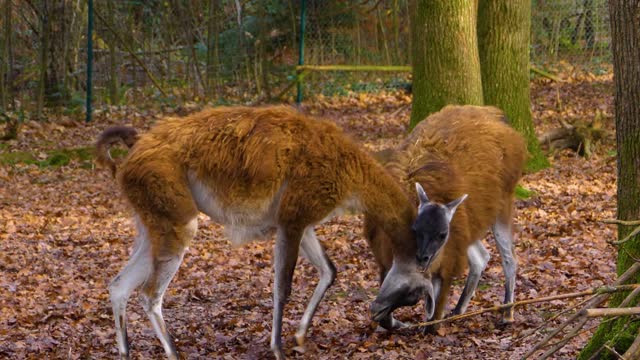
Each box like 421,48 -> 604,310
271,226 -> 304,360
295,227 -> 336,347
452,240 -> 490,315
424,274 -> 451,334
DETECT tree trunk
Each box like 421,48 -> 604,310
257,0 -> 271,101
409,0 -> 483,129
477,0 -> 549,172
206,0 -> 219,100
37,2 -> 49,117
107,0 -> 119,104
45,0 -> 72,107
0,0 -> 9,111
579,1 -> 640,358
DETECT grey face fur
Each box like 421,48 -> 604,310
413,183 -> 467,269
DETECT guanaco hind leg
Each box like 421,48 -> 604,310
452,240 -> 490,315
110,217 -> 196,360
295,227 -> 336,347
140,218 -> 196,359
109,219 -> 153,359
493,211 -> 517,323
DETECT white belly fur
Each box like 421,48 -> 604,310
188,172 -> 282,246
188,172 -> 362,246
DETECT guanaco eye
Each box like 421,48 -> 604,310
439,232 -> 447,240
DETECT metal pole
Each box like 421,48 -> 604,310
86,0 -> 94,122
296,0 -> 306,105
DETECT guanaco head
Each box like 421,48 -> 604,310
413,182 -> 468,269
370,262 -> 435,328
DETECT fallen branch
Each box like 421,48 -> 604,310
405,283 -> 640,330
583,307 -> 640,317
521,262 -> 640,359
537,317 -> 589,360
602,219 -> 640,226
612,225 -> 640,245
530,66 -> 563,82
512,294 -> 596,344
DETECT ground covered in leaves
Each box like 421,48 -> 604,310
0,71 -> 620,359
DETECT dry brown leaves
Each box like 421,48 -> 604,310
0,72 -> 617,359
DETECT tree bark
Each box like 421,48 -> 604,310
36,1 -> 49,117
206,0 -> 219,100
409,0 -> 483,129
579,0 -> 640,358
477,0 -> 549,171
45,0 -> 72,107
0,0 -> 9,111
107,0 -> 119,104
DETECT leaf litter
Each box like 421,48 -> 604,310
0,72 -> 618,359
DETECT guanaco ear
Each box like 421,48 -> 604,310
445,194 -> 468,216
415,183 -> 429,206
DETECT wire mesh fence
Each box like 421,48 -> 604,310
531,0 -> 611,67
0,0 -> 611,114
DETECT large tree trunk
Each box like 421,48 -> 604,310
409,0 -> 483,128
579,1 -> 640,358
477,0 -> 549,171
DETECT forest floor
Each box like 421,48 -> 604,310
0,70 -> 620,359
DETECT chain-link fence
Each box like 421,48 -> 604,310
299,0 -> 612,99
531,0 -> 611,67
0,0 -> 611,114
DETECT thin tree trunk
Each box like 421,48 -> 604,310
579,0 -> 640,356
45,0 -> 72,107
0,0 -> 10,110
355,17 -> 361,65
107,0 -> 119,104
288,0 -> 297,51
409,0 -> 483,128
183,0 -> 205,97
583,0 -> 595,49
206,0 -> 218,99
393,0 -> 400,64
234,0 -> 252,96
258,0 -> 271,101
377,6 -> 392,66
37,2 -> 49,117
477,0 -> 549,171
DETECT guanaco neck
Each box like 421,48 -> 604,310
357,154 -> 418,265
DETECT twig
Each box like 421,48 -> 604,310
583,307 -> 640,317
609,225 -> 640,245
406,284 -> 640,330
585,288 -> 640,360
623,325 -> 640,359
530,66 -> 563,82
619,287 -> 640,307
546,321 -> 600,348
92,6 -> 168,97
604,344 -> 625,359
536,317 -> 589,360
602,219 -> 640,226
512,294 -> 596,344
389,105 -> 410,119
521,262 -> 640,359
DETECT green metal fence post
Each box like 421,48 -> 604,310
296,0 -> 306,105
86,0 -> 94,123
